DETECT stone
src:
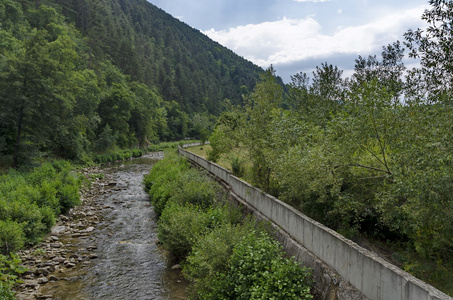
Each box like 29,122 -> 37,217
37,277 -> 48,284
51,226 -> 67,235
171,264 -> 181,270
35,269 -> 49,276
35,295 -> 52,300
23,280 -> 39,289
65,263 -> 76,268
52,257 -> 65,264
59,215 -> 69,221
88,254 -> 98,259
48,275 -> 59,282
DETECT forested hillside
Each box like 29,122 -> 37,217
0,0 -> 264,167
58,0 -> 263,114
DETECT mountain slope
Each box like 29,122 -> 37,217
58,0 -> 264,114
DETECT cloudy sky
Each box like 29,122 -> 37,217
146,0 -> 430,82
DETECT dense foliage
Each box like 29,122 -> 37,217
209,0 -> 453,294
145,152 -> 313,299
0,253 -> 27,299
0,160 -> 80,254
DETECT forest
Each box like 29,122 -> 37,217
0,0 -> 264,168
208,0 -> 453,294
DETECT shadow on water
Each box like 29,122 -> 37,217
40,153 -> 188,300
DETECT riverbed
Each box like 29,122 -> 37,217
15,153 -> 188,300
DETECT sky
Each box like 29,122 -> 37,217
146,0 -> 430,82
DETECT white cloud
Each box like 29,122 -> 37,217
203,5 -> 428,69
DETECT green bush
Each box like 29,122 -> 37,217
149,151 -> 313,299
36,181 -> 60,215
158,202 -> 242,262
0,283 -> 15,300
169,169 -> 219,209
144,152 -> 189,215
0,197 -> 45,244
92,148 -> 144,164
0,220 -> 26,255
0,160 -> 81,251
231,155 -> 244,177
56,182 -> 80,214
206,149 -> 221,163
157,203 -> 209,260
183,221 -> 253,298
209,230 -> 313,300
0,253 -> 25,300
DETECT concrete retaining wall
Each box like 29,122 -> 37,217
178,147 -> 452,300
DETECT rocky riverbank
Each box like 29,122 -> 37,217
13,151 -> 184,300
14,165 -> 115,300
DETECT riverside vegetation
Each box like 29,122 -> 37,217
0,141 -> 193,298
144,152 -> 313,299
207,1 -> 453,295
0,160 -> 80,298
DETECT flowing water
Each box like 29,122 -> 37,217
39,153 -> 188,300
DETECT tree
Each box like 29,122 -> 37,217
404,0 -> 453,101
308,63 -> 345,125
351,41 -> 405,102
0,5 -> 82,166
129,81 -> 162,147
286,72 -> 310,112
243,67 -> 283,191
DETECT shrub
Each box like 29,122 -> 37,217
150,151 -> 313,299
0,220 -> 26,255
157,203 -> 209,261
56,182 -> 80,214
169,169 -> 219,209
231,155 -> 244,177
209,230 -> 313,300
206,149 -> 221,163
0,196 -> 45,245
0,160 -> 81,249
0,253 -> 27,300
158,203 -> 241,262
36,181 -> 60,215
144,152 -> 189,215
183,221 -> 253,298
0,284 -> 15,300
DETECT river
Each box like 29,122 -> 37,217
20,153 -> 188,300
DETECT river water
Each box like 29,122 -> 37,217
39,153 -> 188,300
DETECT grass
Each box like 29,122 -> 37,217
185,145 -> 251,178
